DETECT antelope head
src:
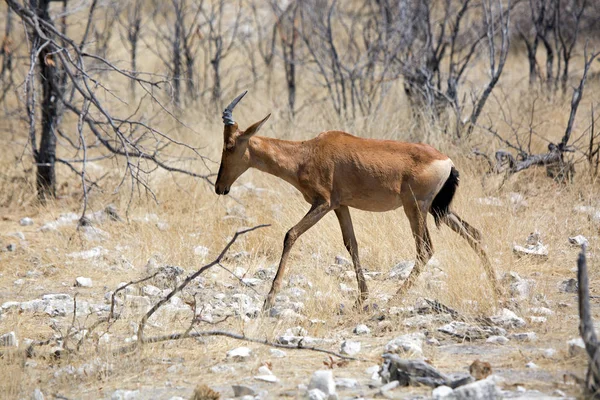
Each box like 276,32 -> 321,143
215,91 -> 271,195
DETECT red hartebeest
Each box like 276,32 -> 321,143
215,91 -> 500,311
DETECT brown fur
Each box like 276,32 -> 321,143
216,118 -> 499,310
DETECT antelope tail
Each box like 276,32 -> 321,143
430,166 -> 459,227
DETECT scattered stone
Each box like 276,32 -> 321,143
574,205 -> 600,224
40,213 -> 79,232
210,365 -> 235,374
379,380 -> 400,393
242,277 -> 262,287
111,390 -> 140,400
568,337 -> 585,357
384,332 -> 424,358
75,277 -> 93,287
67,246 -> 107,259
569,235 -> 589,247
525,362 -> 538,369
335,378 -> 358,389
194,246 -> 209,257
232,385 -> 256,397
227,346 -> 252,361
389,261 -> 415,280
335,255 -> 351,266
353,324 -> 370,335
513,243 -> 548,259
340,340 -> 361,356
306,389 -> 327,400
20,217 -> 33,226
490,308 -> 526,328
255,374 -> 278,383
79,225 -> 110,242
503,272 -> 535,300
553,389 -> 567,397
308,370 -> 336,397
0,331 -> 18,347
13,279 -> 24,286
32,388 -> 44,400
452,377 -> 500,399
469,360 -> 492,380
509,332 -> 537,342
6,243 -> 16,252
141,285 -> 162,297
529,307 -> 553,316
559,278 -> 578,293
433,386 -> 454,399
270,349 -> 287,358
439,321 -> 505,340
486,336 -> 509,345
10,232 -> 25,240
542,348 -> 557,358
529,316 -> 547,324
477,197 -> 503,207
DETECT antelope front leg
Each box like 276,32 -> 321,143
263,202 -> 332,311
334,206 -> 369,307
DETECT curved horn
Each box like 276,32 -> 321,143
222,90 -> 248,126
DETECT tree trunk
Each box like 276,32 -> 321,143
32,0 -> 60,200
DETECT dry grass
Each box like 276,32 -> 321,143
1,3 -> 600,398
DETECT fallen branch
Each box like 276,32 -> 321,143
137,224 -> 269,344
116,329 -> 365,361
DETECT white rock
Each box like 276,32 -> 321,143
307,389 -> 327,400
194,246 -> 209,257
529,316 -> 547,324
211,365 -> 235,373
255,374 -> 278,383
32,388 -> 45,400
509,332 -> 537,342
559,279 -> 578,293
384,332 -> 424,358
513,243 -> 548,258
490,308 -> 526,328
227,346 -> 252,361
353,324 -> 371,335
542,348 -> 557,358
335,255 -> 351,266
477,197 -> 503,207
340,340 -> 361,356
335,378 -> 358,388
75,277 -> 93,287
242,277 -> 263,287
529,307 -> 553,316
20,217 -> 34,226
432,385 -> 454,399
142,285 -> 162,297
389,261 -> 415,280
67,246 -> 107,259
270,349 -> 287,358
525,362 -> 538,369
0,331 -> 18,347
569,235 -> 589,247
308,370 -> 336,397
568,337 -> 586,357
486,335 -> 509,345
111,390 -> 140,400
452,377 -> 500,399
232,385 -> 255,397
258,365 -> 273,375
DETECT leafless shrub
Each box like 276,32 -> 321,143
7,0 -> 213,214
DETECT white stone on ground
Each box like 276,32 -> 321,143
75,277 -> 93,287
308,370 -> 336,397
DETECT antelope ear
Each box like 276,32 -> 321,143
240,114 -> 271,140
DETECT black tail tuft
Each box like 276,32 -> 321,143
430,166 -> 459,227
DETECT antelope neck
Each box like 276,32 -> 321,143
248,136 -> 304,188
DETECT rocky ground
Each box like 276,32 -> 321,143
0,202 -> 596,400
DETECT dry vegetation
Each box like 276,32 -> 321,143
0,0 -> 599,399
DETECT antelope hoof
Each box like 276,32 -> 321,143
262,297 -> 275,313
